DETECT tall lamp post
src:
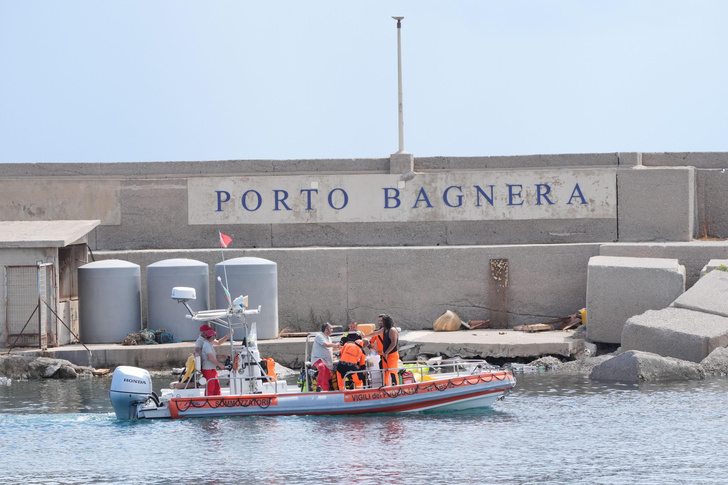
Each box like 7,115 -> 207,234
393,16 -> 405,154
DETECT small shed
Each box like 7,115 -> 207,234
0,220 -> 100,349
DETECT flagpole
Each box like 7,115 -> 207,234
218,231 -> 234,356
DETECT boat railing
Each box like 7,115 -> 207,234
342,359 -> 498,390
202,373 -> 279,395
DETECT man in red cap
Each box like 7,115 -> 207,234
200,329 -> 228,396
194,323 -> 233,358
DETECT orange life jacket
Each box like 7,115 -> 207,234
370,334 -> 384,353
340,341 -> 365,366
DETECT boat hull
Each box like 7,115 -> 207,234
139,370 -> 515,419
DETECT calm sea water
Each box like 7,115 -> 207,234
1,372 -> 727,485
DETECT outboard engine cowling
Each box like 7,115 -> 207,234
110,366 -> 153,419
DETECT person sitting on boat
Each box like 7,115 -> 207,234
200,329 -> 228,396
311,323 -> 340,392
367,314 -> 399,386
194,324 -> 233,357
337,339 -> 368,390
339,321 -> 363,346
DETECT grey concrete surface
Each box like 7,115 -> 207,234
96,243 -> 601,332
599,241 -> 728,288
672,269 -> 728,318
696,169 -> 728,239
641,152 -> 728,168
616,167 -> 696,242
618,152 -> 641,166
390,152 -> 414,174
1,329 -> 578,369
700,259 -> 728,275
621,307 -> 728,363
586,256 -> 685,344
415,153 -> 618,171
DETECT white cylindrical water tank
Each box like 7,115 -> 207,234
147,258 -> 209,342
215,257 -> 278,340
78,260 -> 142,344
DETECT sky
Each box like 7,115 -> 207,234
1,1 -> 727,163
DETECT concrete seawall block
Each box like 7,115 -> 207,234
617,167 -> 696,242
586,256 -> 685,344
621,307 -> 728,363
699,259 -> 728,276
672,269 -> 728,317
599,241 -> 728,288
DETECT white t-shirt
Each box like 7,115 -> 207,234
311,333 -> 333,369
201,339 -> 217,370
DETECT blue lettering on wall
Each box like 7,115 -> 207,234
383,188 -> 401,209
474,185 -> 495,207
215,190 -> 231,212
300,189 -> 318,210
328,188 -> 348,210
535,184 -> 555,205
567,184 -> 587,205
242,190 -> 262,212
443,186 -> 463,208
508,184 -> 524,206
413,187 -> 433,208
273,190 -> 291,211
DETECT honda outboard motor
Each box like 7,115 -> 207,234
110,366 -> 153,419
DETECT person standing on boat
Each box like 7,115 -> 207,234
339,321 -> 363,346
200,329 -> 227,396
311,323 -> 340,391
368,314 -> 399,386
194,324 -> 233,357
337,339 -> 368,390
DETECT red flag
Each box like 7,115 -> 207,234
220,233 -> 232,248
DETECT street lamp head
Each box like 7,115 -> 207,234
392,16 -> 404,21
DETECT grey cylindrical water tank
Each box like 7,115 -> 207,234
78,260 -> 141,344
215,257 -> 278,340
147,259 -> 209,342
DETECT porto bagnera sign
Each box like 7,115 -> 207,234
188,169 -> 616,224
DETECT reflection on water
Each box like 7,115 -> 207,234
2,373 -> 728,484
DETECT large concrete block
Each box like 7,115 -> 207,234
617,167 -> 696,242
586,256 -> 685,344
621,307 -> 728,363
672,269 -> 728,317
599,241 -> 728,288
696,169 -> 728,239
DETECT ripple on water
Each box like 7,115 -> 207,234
2,373 -> 728,484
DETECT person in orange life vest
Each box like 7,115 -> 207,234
368,314 -> 399,386
337,339 -> 368,390
311,323 -> 341,391
200,329 -> 227,396
339,321 -> 363,345
368,319 -> 384,369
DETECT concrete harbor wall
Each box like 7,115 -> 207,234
2,151 -> 725,250
1,151 -> 728,346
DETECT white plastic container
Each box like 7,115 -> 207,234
366,353 -> 382,388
